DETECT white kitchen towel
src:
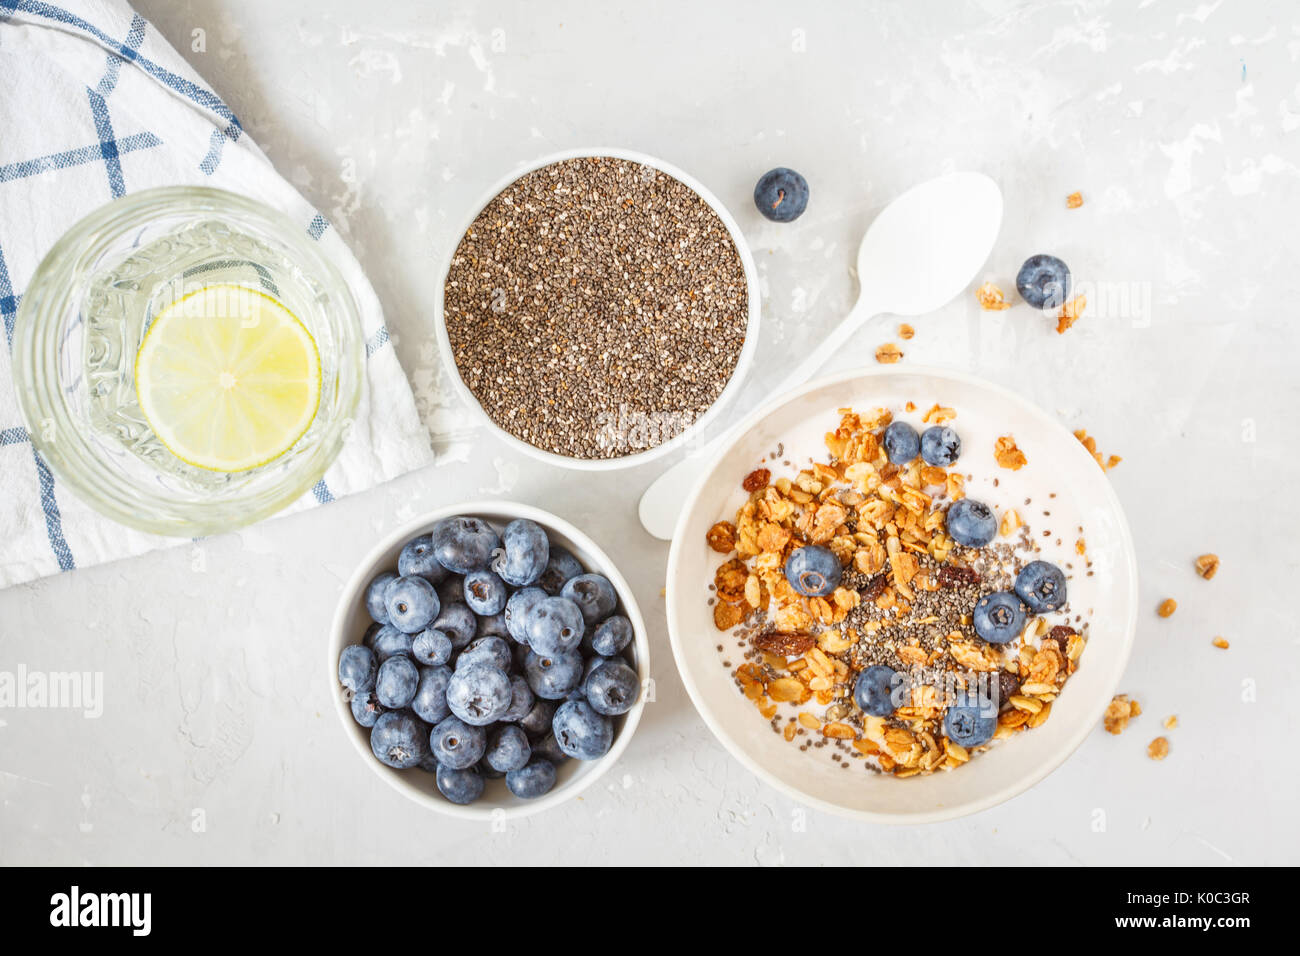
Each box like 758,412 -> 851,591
0,0 -> 435,587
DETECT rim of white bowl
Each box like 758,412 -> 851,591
665,364 -> 1140,824
328,500 -> 651,820
431,146 -> 762,472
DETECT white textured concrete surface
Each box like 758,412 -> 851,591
2,0 -> 1297,865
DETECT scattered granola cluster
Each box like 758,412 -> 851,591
705,405 -> 1089,778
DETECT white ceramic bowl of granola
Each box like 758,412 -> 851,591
329,501 -> 650,821
666,365 -> 1139,823
431,146 -> 761,472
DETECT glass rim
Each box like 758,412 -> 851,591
13,185 -> 365,538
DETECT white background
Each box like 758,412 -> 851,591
2,0 -> 1297,865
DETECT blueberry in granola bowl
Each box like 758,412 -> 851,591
945,497 -> 998,548
920,425 -> 961,466
1015,560 -> 1068,613
784,545 -> 842,597
1015,254 -> 1071,310
973,591 -> 1027,644
854,665 -> 901,717
943,702 -> 996,749
883,420 -> 921,464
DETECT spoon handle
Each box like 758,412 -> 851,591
637,296 -> 882,540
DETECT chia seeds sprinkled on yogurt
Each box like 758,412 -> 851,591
443,156 -> 749,459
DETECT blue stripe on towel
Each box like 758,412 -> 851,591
0,132 -> 163,184
0,240 -> 18,350
31,447 -> 75,571
311,480 -> 334,504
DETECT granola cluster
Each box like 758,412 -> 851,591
706,405 -> 1088,778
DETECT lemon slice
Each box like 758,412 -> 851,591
135,284 -> 322,472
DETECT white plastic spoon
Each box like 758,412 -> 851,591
638,170 -> 1003,540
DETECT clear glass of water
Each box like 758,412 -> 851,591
13,187 -> 364,537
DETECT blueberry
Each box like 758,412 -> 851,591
456,636 -> 512,672
435,764 -> 485,805
464,569 -> 508,616
398,534 -> 447,584
552,699 -> 613,760
446,663 -> 512,725
370,711 -> 428,769
536,547 -> 583,596
519,698 -> 556,737
591,615 -> 634,657
920,426 -> 961,466
350,690 -> 384,728
1014,560 -> 1068,612
753,167 -> 809,223
524,596 -> 586,655
945,498 -> 997,548
584,659 -> 639,716
365,571 -> 397,624
784,545 -> 842,598
511,640 -> 531,673
854,664 -> 901,717
412,628 -> 453,666
432,602 -> 478,649
505,587 -> 547,643
431,516 -> 500,574
338,644 -> 376,693
429,715 -> 487,770
361,621 -> 383,647
973,591 -> 1027,644
882,421 -> 921,464
500,675 -> 536,723
477,612 -> 510,639
484,724 -> 532,773
375,656 -> 419,709
370,625 -> 413,662
943,702 -> 996,749
523,649 -> 584,700
506,757 -> 557,799
435,574 -> 465,607
383,575 -> 440,634
494,518 -> 550,587
530,730 -> 570,764
1016,254 -> 1071,310
561,574 -> 618,624
411,664 -> 453,723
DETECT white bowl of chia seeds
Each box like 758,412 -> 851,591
434,148 -> 761,470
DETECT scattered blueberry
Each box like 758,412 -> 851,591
973,591 -> 1027,644
383,575 -> 440,634
484,724 -> 531,773
854,664 -> 901,717
506,757 -> 557,799
494,519 -> 550,587
350,690 -> 384,728
432,516 -> 500,574
561,574 -> 618,624
375,655 -> 419,709
432,602 -> 478,649
753,167 -> 809,223
519,698 -> 556,737
552,700 -> 613,760
411,664 -> 453,724
946,498 -> 997,548
411,628 -> 453,666
370,711 -> 427,769
943,701 -> 996,749
398,534 -> 447,584
591,615 -> 634,657
523,649 -> 584,700
338,644 -> 376,694
429,715 -> 487,770
536,547 -> 583,596
584,659 -> 639,716
446,663 -> 512,726
500,675 -> 536,723
1016,254 -> 1071,310
464,569 -> 508,616
370,625 -> 413,662
505,587 -> 547,643
1014,560 -> 1068,612
524,596 -> 586,655
785,545 -> 842,598
365,571 -> 397,623
435,764 -> 485,805
883,421 -> 921,464
920,426 -> 961,466
457,636 -> 512,672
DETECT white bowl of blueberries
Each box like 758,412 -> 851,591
329,502 -> 649,818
